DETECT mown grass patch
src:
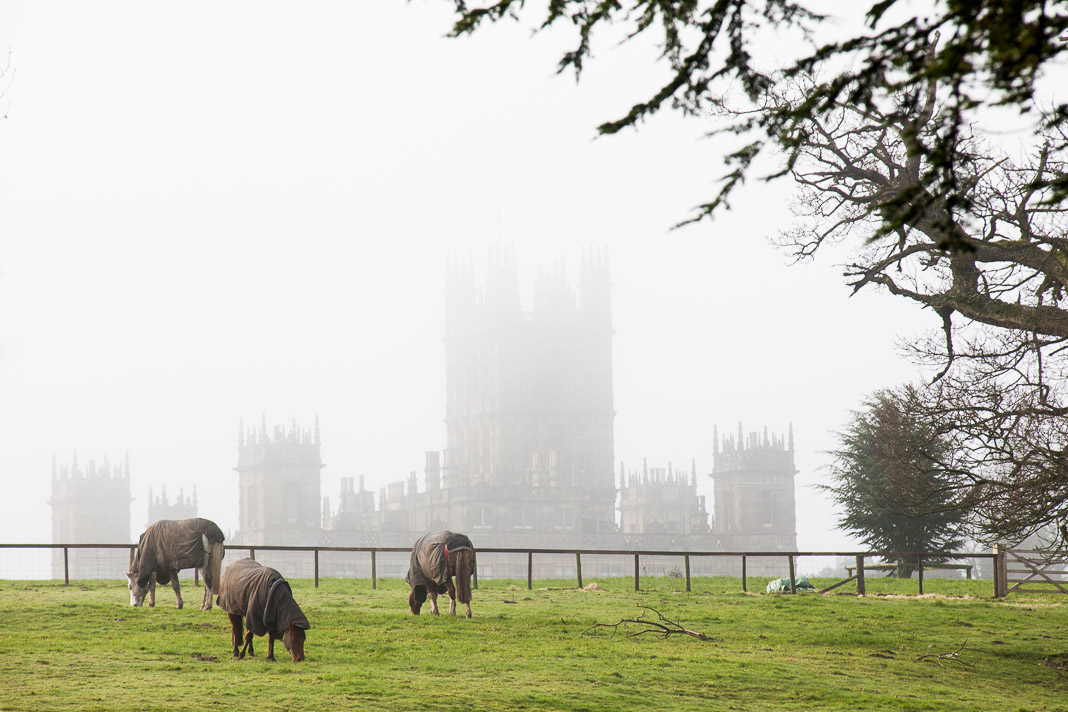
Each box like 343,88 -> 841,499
0,576 -> 1064,711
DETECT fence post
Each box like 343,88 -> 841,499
195,568 -> 200,587
742,555 -> 747,593
575,552 -> 583,589
249,548 -> 255,561
63,546 -> 69,586
992,544 -> 1007,598
917,556 -> 924,595
788,555 -> 796,594
856,555 -> 865,595
684,555 -> 691,593
314,549 -> 320,589
473,558 -> 478,590
995,550 -> 1003,597
527,551 -> 533,590
129,546 -> 136,567
634,553 -> 640,591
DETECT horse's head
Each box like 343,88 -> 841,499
126,570 -> 148,607
283,623 -> 307,662
408,584 -> 428,615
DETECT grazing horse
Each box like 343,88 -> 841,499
217,558 -> 310,662
126,518 -> 225,610
405,531 -> 475,618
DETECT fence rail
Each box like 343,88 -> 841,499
0,543 -> 1001,596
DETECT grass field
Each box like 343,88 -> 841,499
1,576 -> 1066,711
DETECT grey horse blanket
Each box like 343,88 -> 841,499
218,558 -> 310,637
132,518 -> 225,588
405,531 -> 474,592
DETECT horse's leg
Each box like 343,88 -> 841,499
465,600 -> 472,619
148,573 -> 157,608
228,612 -> 244,658
170,571 -> 183,610
243,629 -> 255,658
200,568 -> 213,610
429,589 -> 440,615
445,579 -> 457,616
266,632 -> 277,662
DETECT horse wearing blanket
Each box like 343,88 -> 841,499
217,558 -> 310,662
126,517 -> 225,610
405,531 -> 475,618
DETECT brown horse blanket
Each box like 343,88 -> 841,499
132,518 -> 225,588
218,558 -> 310,637
405,531 -> 474,592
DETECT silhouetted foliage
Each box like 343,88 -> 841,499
442,1 -> 1068,231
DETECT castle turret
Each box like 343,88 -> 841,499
50,452 -> 132,578
234,418 -> 324,546
710,423 -> 797,553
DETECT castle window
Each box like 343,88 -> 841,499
512,505 -> 534,529
472,507 -> 492,529
556,508 -> 575,529
284,483 -> 300,525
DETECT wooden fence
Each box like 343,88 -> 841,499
999,546 -> 1068,595
0,543 -> 1002,596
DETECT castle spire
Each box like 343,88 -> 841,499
788,422 -> 795,452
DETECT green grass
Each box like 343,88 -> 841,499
1,576 -> 1065,711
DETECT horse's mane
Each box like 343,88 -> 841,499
452,549 -> 475,604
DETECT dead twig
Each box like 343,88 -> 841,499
582,606 -> 719,642
916,640 -> 971,669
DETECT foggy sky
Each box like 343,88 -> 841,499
0,1 -> 922,551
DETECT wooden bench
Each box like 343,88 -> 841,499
845,562 -> 973,579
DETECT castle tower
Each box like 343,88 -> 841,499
146,485 -> 198,526
49,452 -> 132,579
441,247 -> 616,540
618,458 -> 710,539
710,423 -> 797,552
234,417 -> 324,545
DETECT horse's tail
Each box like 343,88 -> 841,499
454,549 -> 475,604
205,541 -> 225,595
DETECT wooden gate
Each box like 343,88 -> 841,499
1005,549 -> 1068,594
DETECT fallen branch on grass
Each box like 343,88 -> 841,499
582,606 -> 719,642
916,640 -> 971,669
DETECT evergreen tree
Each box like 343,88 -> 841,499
825,387 -> 969,577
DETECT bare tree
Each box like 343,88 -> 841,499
773,61 -> 1068,547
